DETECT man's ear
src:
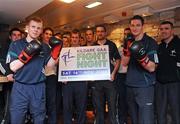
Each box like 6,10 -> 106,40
9,35 -> 11,40
40,28 -> 43,34
171,29 -> 174,35
25,25 -> 29,32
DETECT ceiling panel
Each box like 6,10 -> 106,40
0,0 -> 53,25
27,0 -> 180,31
1,0 -> 180,30
29,0 -> 141,29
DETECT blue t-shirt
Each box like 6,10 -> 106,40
126,33 -> 158,87
6,38 -> 50,84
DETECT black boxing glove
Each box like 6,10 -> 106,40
123,33 -> 134,56
49,36 -> 63,60
18,40 -> 41,64
130,41 -> 150,66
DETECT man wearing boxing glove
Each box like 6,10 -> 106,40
122,15 -> 158,124
6,17 -> 61,124
123,32 -> 134,57
130,41 -> 150,67
41,27 -> 63,124
49,36 -> 63,60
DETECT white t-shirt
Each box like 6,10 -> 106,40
118,45 -> 128,73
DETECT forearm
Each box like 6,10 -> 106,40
141,60 -> 156,72
10,60 -> 24,72
112,59 -> 120,75
121,56 -> 130,66
111,59 -> 120,81
47,57 -> 57,68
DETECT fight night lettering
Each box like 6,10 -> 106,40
77,47 -> 108,68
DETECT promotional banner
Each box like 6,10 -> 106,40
58,45 -> 110,81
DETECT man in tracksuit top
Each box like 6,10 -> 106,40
156,21 -> 180,124
42,27 -> 59,124
6,17 -> 62,124
122,15 -> 158,124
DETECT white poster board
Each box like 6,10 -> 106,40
58,45 -> 110,81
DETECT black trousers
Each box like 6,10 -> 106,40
93,80 -> 118,124
46,75 -> 57,124
115,73 -> 128,124
0,83 -> 12,124
0,90 -> 4,121
62,82 -> 87,124
155,82 -> 180,124
56,81 -> 62,115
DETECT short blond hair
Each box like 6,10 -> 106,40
26,16 -> 43,25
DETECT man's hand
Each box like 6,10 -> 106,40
123,33 -> 134,56
49,37 -> 63,60
130,41 -> 150,66
6,74 -> 14,82
18,40 -> 41,63
110,72 -> 116,82
62,81 -> 68,84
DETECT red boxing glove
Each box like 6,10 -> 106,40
138,55 -> 150,67
49,37 -> 63,60
51,45 -> 62,60
18,51 -> 32,63
123,42 -> 133,56
123,33 -> 134,56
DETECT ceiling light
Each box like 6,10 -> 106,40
103,15 -> 120,24
60,0 -> 75,3
17,20 -> 21,24
133,6 -> 154,17
85,2 -> 102,8
25,29 -> 28,33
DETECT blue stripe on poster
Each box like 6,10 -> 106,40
61,69 -> 108,76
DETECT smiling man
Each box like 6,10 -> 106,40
62,29 -> 87,124
93,25 -> 120,124
122,15 -> 158,124
156,21 -> 180,124
7,17 -> 62,124
9,28 -> 22,42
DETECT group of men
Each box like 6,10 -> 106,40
0,14 -> 179,124
118,16 -> 180,124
